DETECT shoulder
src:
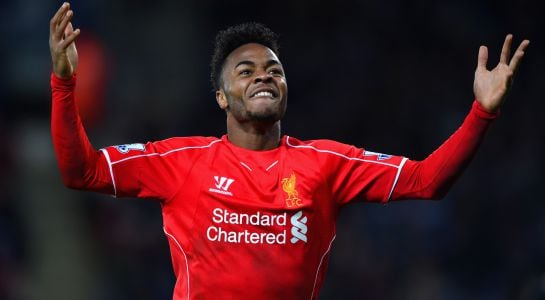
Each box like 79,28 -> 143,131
152,136 -> 221,151
284,135 -> 406,169
102,136 -> 221,164
284,136 -> 360,157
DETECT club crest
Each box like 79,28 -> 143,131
282,172 -> 303,208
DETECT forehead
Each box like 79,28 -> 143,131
224,43 -> 281,68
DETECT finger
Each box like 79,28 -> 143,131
50,2 -> 70,29
477,45 -> 488,71
500,34 -> 513,65
60,28 -> 80,49
49,2 -> 70,36
55,10 -> 74,40
65,22 -> 74,36
509,39 -> 530,73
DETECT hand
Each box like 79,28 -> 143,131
473,34 -> 530,113
49,2 -> 80,79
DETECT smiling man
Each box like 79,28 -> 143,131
214,40 -> 288,150
49,2 -> 529,299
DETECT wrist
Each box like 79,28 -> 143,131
52,70 -> 75,80
51,72 -> 76,90
472,99 -> 499,120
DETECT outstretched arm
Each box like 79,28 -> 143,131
50,3 -> 112,193
391,35 -> 529,200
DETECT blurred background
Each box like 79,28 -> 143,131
1,0 -> 544,299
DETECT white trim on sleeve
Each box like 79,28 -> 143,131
387,157 -> 408,201
100,148 -> 117,197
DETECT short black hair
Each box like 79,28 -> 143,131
210,22 -> 280,91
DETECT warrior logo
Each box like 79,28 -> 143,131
282,172 -> 302,208
209,176 -> 235,196
290,210 -> 308,244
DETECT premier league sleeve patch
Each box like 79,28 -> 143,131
363,150 -> 392,161
114,143 -> 146,154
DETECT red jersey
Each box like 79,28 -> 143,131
100,135 -> 406,299
50,73 -> 498,299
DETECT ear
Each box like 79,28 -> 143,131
216,89 -> 229,110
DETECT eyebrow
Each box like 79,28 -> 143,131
234,59 -> 281,69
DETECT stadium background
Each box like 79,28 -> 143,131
1,0 -> 544,299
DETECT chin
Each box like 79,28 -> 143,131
247,109 -> 282,122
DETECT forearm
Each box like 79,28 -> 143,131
50,73 -> 112,193
391,101 -> 498,200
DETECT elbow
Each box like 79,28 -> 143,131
425,190 -> 448,201
61,176 -> 86,190
55,154 -> 107,192
59,170 -> 88,190
56,159 -> 98,190
419,184 -> 451,200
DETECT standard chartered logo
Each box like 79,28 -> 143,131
206,208 -> 308,245
290,210 -> 308,244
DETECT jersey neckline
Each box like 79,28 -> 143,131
220,134 -> 286,156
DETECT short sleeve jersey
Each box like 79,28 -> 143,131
100,135 -> 407,299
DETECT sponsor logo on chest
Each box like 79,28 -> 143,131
204,171 -> 310,245
206,208 -> 308,245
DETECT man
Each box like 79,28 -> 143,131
49,2 -> 529,299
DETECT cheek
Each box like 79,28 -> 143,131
227,80 -> 248,97
277,79 -> 288,94
225,93 -> 246,113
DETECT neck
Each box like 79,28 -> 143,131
226,114 -> 281,150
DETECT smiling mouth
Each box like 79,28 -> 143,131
252,91 -> 275,98
250,89 -> 278,99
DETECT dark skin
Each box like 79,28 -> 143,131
216,43 -> 288,150
50,3 -> 530,152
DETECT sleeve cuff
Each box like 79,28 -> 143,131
471,100 -> 499,120
50,72 -> 76,90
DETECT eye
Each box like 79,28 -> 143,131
268,68 -> 283,76
239,69 -> 252,76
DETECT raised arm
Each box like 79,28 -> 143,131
391,35 -> 529,200
474,34 -> 530,113
49,3 -> 113,193
49,2 -> 79,79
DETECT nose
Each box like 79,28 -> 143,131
253,70 -> 272,83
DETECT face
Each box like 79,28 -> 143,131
216,43 -> 288,123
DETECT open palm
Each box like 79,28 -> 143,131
473,34 -> 530,113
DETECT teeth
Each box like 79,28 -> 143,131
253,91 -> 274,98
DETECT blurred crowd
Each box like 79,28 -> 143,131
1,0 -> 544,299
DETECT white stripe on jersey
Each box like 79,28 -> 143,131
286,136 -> 408,202
285,136 -> 401,168
387,157 -> 408,200
311,234 -> 336,299
107,139 -> 221,165
100,148 -> 117,197
163,227 -> 191,300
